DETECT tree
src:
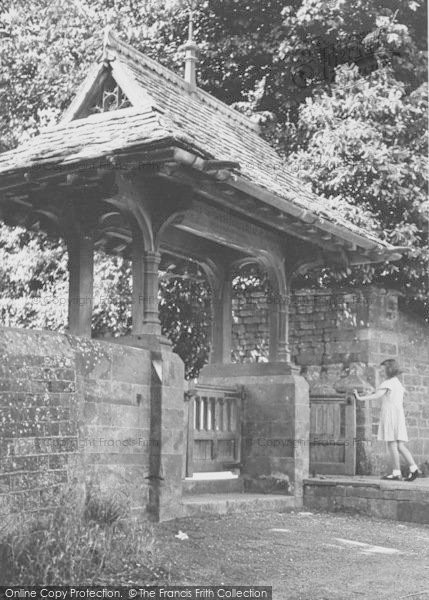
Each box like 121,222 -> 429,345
159,270 -> 211,379
0,0 -> 427,381
277,5 -> 428,319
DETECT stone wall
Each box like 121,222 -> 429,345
232,290 -> 269,362
304,477 -> 429,524
199,362 -> 309,504
77,336 -> 154,520
364,295 -> 429,471
232,287 -> 429,472
0,328 -> 184,521
232,287 -> 371,367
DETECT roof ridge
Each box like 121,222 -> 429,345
105,30 -> 260,133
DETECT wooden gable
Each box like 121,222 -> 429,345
61,59 -> 158,124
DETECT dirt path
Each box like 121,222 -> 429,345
143,510 -> 429,600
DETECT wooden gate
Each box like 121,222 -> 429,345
185,384 -> 243,476
310,393 -> 356,475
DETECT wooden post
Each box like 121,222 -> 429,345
345,393 -> 357,475
210,273 -> 232,364
67,232 -> 94,337
131,232 -> 145,335
269,298 -> 279,361
143,251 -> 161,335
269,292 -> 291,362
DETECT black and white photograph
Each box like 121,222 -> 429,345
0,1 -> 428,598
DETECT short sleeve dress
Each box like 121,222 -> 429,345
377,376 -> 408,442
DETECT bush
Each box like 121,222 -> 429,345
0,486 -> 156,585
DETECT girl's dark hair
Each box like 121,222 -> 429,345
380,359 -> 402,378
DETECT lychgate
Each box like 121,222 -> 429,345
0,26 -> 405,520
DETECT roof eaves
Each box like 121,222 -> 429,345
169,147 -> 400,253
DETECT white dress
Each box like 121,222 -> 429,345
377,376 -> 408,442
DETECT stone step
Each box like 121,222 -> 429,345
183,477 -> 244,495
303,476 -> 429,524
181,493 -> 296,516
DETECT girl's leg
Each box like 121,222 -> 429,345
387,441 -> 401,474
398,442 -> 418,471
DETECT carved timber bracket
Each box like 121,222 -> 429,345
287,257 -> 325,285
112,171 -> 192,253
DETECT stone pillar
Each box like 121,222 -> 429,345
143,251 -> 161,336
210,271 -> 233,364
199,362 -> 310,505
149,346 -> 185,521
67,231 -> 94,337
131,233 -> 145,335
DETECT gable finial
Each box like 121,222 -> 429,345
188,9 -> 194,42
180,8 -> 199,88
102,24 -> 113,62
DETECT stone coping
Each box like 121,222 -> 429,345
185,472 -> 239,480
304,475 -> 429,492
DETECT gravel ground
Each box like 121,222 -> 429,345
143,509 -> 429,600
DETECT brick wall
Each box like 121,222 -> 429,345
0,329 -> 158,518
0,329 -> 79,515
232,287 -> 429,470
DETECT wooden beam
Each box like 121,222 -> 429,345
171,147 -> 388,253
157,169 -> 322,250
9,197 -> 32,208
105,230 -> 132,242
160,225 -> 242,265
98,211 -> 122,224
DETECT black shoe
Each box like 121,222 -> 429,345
381,474 -> 402,481
405,470 -> 420,482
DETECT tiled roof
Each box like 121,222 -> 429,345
0,107 -> 196,172
0,30 -> 394,250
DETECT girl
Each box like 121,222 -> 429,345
354,359 -> 420,481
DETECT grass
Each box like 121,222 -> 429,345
0,484 -> 160,585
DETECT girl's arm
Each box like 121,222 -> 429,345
353,389 -> 387,402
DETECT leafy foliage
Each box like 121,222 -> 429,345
0,0 -> 427,378
285,37 -> 428,315
159,272 -> 211,380
0,225 -> 68,329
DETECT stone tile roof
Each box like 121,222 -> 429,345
0,107 -> 193,171
0,31 -> 394,250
